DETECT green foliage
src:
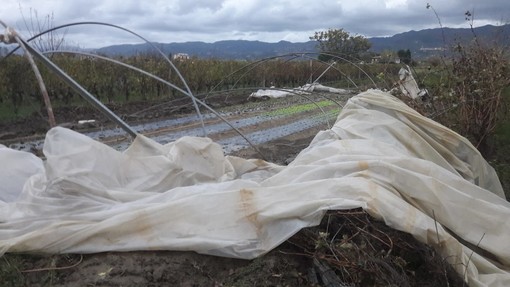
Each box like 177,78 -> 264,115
491,87 -> 510,199
310,28 -> 371,61
0,53 -> 395,124
414,6 -> 510,159
450,44 -> 509,152
397,49 -> 412,65
265,100 -> 335,117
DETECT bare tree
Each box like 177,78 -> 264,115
19,7 -> 67,52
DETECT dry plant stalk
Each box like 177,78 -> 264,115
399,7 -> 509,158
284,209 -> 462,286
453,43 -> 509,154
0,22 -> 56,127
15,37 -> 57,127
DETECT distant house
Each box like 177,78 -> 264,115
371,55 -> 400,64
371,55 -> 382,64
419,47 -> 445,52
172,53 -> 190,61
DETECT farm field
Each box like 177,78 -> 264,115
0,89 -> 468,286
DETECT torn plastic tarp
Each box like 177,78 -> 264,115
398,65 -> 428,99
1,90 -> 509,287
0,145 -> 44,203
303,83 -> 350,94
249,83 -> 350,99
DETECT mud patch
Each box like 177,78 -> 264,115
1,209 -> 464,287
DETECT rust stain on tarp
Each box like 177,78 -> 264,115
132,210 -> 154,240
253,159 -> 268,167
101,211 -> 154,245
240,188 -> 262,236
358,161 -> 369,171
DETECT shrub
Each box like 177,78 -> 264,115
406,6 -> 510,158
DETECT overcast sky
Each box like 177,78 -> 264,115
1,0 -> 508,48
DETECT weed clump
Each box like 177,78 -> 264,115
285,209 -> 465,286
407,6 -> 510,158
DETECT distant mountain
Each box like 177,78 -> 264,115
96,40 -> 317,60
95,24 -> 510,60
369,24 -> 510,57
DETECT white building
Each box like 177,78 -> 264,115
172,53 -> 190,61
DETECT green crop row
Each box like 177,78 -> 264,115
265,100 -> 336,117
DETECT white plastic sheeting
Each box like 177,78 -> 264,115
303,83 -> 350,94
398,65 -> 428,99
1,90 -> 509,287
0,145 -> 44,202
248,83 -> 350,99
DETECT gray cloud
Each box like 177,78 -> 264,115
1,0 -> 508,48
176,0 -> 224,14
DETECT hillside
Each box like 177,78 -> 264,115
370,24 -> 510,57
96,40 -> 317,60
94,24 -> 510,59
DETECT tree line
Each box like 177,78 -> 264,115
0,51 -> 396,120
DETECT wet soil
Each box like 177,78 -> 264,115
0,93 -> 340,155
2,209 -> 463,287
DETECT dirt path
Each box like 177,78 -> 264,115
1,93 -> 341,157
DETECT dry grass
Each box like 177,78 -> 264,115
284,209 -> 464,286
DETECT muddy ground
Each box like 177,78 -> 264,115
1,94 -> 466,286
2,207 -> 464,287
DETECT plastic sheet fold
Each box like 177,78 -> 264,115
1,90 -> 508,287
